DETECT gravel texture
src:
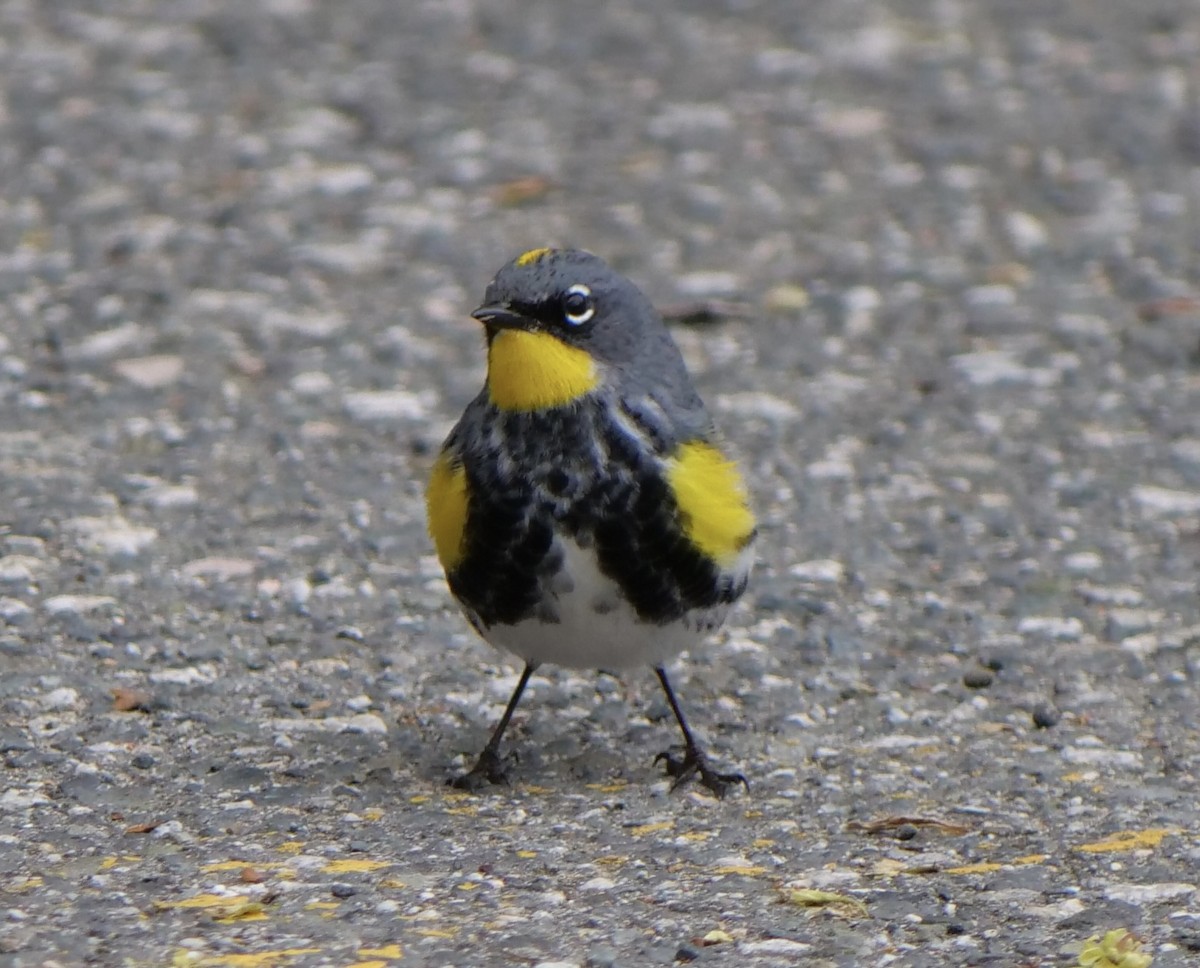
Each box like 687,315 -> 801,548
2,2 -> 1199,966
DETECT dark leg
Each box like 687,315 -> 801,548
653,666 -> 748,799
450,663 -> 536,791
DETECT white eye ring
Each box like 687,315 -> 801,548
561,283 -> 595,326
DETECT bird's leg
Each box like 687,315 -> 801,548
450,663 -> 536,791
652,665 -> 748,799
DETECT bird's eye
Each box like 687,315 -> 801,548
561,284 -> 595,327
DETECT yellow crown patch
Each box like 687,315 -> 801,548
515,247 -> 553,267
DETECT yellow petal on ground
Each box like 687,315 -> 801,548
781,888 -> 869,917
200,860 -> 287,874
1014,854 -> 1050,865
444,806 -> 479,817
763,283 -> 810,313
585,782 -> 629,793
515,850 -> 538,859
702,930 -> 734,945
363,809 -> 384,821
213,901 -> 268,923
322,858 -> 391,873
1076,829 -> 1174,853
629,822 -> 674,837
678,831 -> 714,843
203,950 -> 322,968
413,928 -> 457,939
712,865 -> 768,876
357,945 -> 402,959
379,878 -> 408,889
346,962 -> 387,968
276,841 -> 305,854
154,893 -> 252,911
944,863 -> 1005,875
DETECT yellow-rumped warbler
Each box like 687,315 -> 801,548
426,248 -> 755,797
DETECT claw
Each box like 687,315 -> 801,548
655,745 -> 748,799
448,747 -> 515,791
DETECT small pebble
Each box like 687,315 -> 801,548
131,753 -> 156,769
674,946 -> 700,964
895,823 -> 919,841
330,883 -> 357,898
1032,703 -> 1062,729
963,667 -> 994,689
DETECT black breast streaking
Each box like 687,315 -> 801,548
447,399 -> 746,629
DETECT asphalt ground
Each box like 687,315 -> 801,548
1,1 -> 1199,966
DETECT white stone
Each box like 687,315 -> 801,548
1065,551 -> 1099,575
1133,485 -> 1200,517
40,687 -> 80,711
113,354 -> 184,389
1061,746 -> 1141,768
181,557 -> 256,580
71,322 -> 145,361
1017,616 -> 1083,640
43,594 -> 117,616
63,516 -> 157,557
148,666 -> 216,686
0,555 -> 41,582
788,559 -> 845,583
140,484 -> 199,509
1005,211 -> 1049,254
1103,882 -> 1195,904
578,877 -> 616,892
344,389 -> 434,421
740,939 -> 812,955
0,786 -> 50,809
715,391 -> 799,421
290,371 -> 335,396
0,598 -> 32,624
951,351 -> 1059,387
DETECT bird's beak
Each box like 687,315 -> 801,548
471,303 -> 530,330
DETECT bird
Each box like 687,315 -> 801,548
425,247 -> 756,798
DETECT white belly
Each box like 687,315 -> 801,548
475,538 -> 749,670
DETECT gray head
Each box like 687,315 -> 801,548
472,247 -> 677,369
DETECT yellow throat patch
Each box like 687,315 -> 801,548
487,329 -> 598,411
426,452 -> 469,571
666,441 -> 755,566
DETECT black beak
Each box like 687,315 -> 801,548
470,304 -> 530,330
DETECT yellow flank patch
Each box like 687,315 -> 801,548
515,246 -> 552,266
487,328 -> 598,411
666,441 -> 755,566
426,451 -> 469,571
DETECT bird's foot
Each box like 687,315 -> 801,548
654,745 -> 748,799
448,747 -> 514,792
